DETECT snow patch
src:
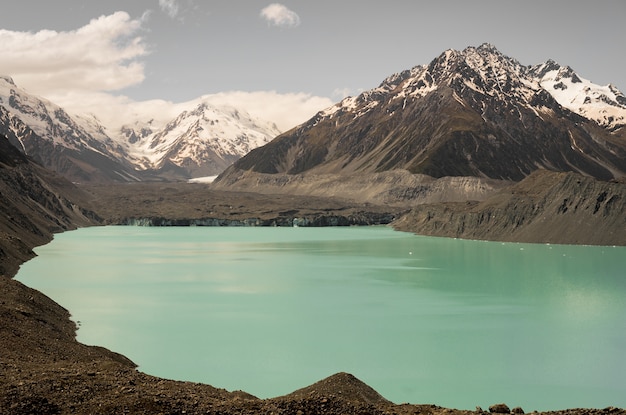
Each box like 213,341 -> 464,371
188,175 -> 218,183
537,68 -> 626,130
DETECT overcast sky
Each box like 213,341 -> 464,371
0,0 -> 624,130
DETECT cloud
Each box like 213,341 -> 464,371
0,10 -> 330,134
332,87 -> 353,100
197,91 -> 333,131
260,3 -> 301,28
50,89 -> 333,135
0,11 -> 148,96
159,0 -> 180,19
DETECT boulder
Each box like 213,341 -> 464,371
489,403 -> 511,413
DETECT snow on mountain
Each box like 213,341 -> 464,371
113,101 -> 280,176
3,43 -> 625,182
530,60 -> 626,130
226,43 -> 626,182
319,44 -> 626,133
0,76 -> 117,156
0,75 -> 282,180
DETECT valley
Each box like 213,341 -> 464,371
1,43 -> 625,414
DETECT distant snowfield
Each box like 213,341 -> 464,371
188,176 -> 218,183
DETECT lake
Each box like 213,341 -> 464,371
16,226 -> 626,411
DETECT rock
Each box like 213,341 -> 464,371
512,407 -> 525,414
489,403 -> 511,413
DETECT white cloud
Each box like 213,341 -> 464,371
0,10 -> 330,135
260,3 -> 301,28
332,87 -> 353,100
197,91 -> 333,131
0,11 -> 147,96
52,89 -> 333,134
159,0 -> 180,19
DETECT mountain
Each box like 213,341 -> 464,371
0,76 -> 280,182
117,102 -> 280,179
0,76 -> 141,183
217,44 -> 626,184
530,60 -> 626,131
0,134 -> 100,276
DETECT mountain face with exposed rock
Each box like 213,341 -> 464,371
0,76 -> 280,182
392,169 -> 626,246
0,77 -> 141,183
219,44 -> 626,183
0,134 -> 100,276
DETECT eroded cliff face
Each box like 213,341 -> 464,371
211,169 -> 511,207
393,170 -> 626,246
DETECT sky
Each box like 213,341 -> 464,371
0,0 -> 624,131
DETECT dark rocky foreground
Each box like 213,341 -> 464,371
2,136 -> 625,413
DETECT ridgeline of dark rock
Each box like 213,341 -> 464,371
283,372 -> 391,406
393,169 -> 626,246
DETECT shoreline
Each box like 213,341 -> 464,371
10,223 -> 626,414
4,228 -> 625,414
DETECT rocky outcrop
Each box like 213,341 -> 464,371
490,403 -> 512,413
393,170 -> 626,246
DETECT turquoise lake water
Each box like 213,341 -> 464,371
16,226 -> 626,411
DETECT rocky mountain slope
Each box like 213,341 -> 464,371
0,135 -> 100,276
0,76 -> 280,182
393,169 -> 626,246
217,44 -> 626,183
0,77 -> 141,182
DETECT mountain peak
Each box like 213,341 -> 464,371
225,44 -> 626,182
464,42 -> 503,56
0,75 -> 15,86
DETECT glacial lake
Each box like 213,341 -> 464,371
16,226 -> 626,411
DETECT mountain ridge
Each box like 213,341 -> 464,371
218,43 -> 626,183
0,76 -> 281,182
392,168 -> 626,246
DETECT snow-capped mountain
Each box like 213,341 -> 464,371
0,76 -> 281,182
530,60 -> 626,131
322,44 -> 626,132
221,44 -> 626,182
118,102 -> 280,178
0,76 -> 140,182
